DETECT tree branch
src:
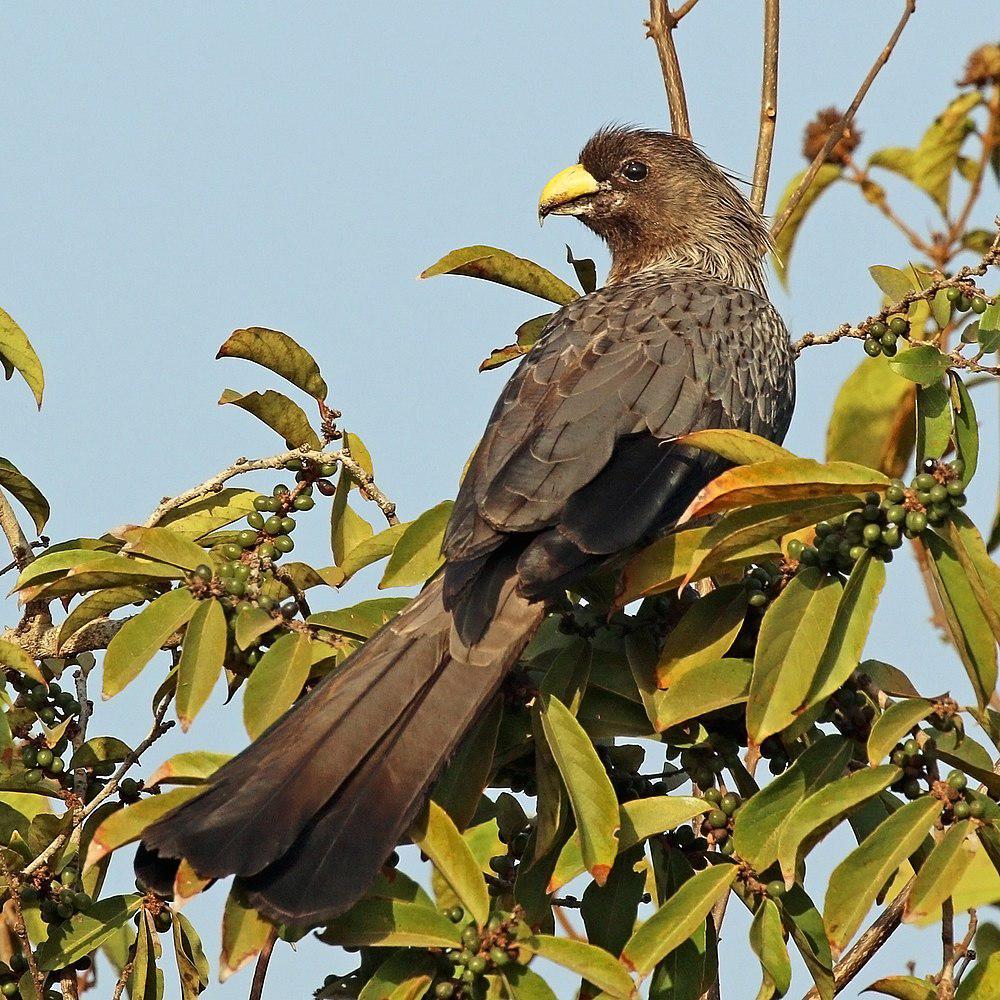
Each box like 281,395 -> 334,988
646,2 -> 693,138
750,0 -> 780,214
771,0 -> 917,239
0,495 -> 35,571
800,878 -> 913,999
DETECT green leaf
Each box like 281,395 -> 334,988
826,357 -> 915,476
120,526 -> 210,572
331,466 -> 373,565
921,532 -> 997,707
950,372 -> 978,486
747,568 -> 842,743
687,459 -> 889,519
943,513 -> 1000,645
379,501 -> 453,588
0,305 -> 44,406
581,843 -> 646,957
233,605 -> 278,650
217,327 -> 327,400
904,819 -> 976,923
156,488 -> 262,539
824,796 -> 942,953
864,976 -> 935,1000
36,894 -> 143,969
691,497 -> 861,584
318,897 -> 462,949
777,766 -> 900,882
915,383 -> 952,467
780,883 -> 833,1000
566,245 -> 597,294
523,935 -> 635,999
888,345 -> 952,387
655,585 -> 747,686
70,736 -> 132,771
867,700 -> 933,765
103,588 -> 198,698
869,265 -> 915,300
218,387 -> 321,449
749,898 -> 792,1000
800,553 -> 885,714
410,800 -> 490,927
220,890 -> 273,981
652,658 -> 751,732
340,522 -> 410,580
357,951 -> 437,1000
909,91 -> 981,213
420,245 -> 579,305
733,735 -> 853,870
479,314 -> 553,372
13,546 -> 111,593
175,598 -> 227,731
501,967 -> 559,1000
172,910 -> 210,999
0,458 -> 49,533
618,525 -> 779,605
87,787 -> 204,863
956,923 -> 1000,1000
58,585 -> 154,652
242,631 -> 313,739
549,796 -> 709,892
772,163 -> 842,287
146,749 -> 230,787
674,429 -> 795,466
128,910 -> 164,1000
538,693 -> 619,884
621,863 -> 736,976
309,598 -> 410,638
27,553 -> 183,602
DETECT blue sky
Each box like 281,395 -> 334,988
0,2 -> 995,996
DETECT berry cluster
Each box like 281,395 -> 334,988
671,733 -> 742,789
863,316 -> 910,358
697,787 -> 741,857
743,564 -> 783,610
0,950 -> 72,1000
433,910 -> 522,998
598,744 -> 673,802
937,769 -> 991,823
789,461 -> 966,574
946,285 -> 990,317
889,737 -> 938,800
19,866 -> 91,929
758,736 -> 790,775
9,672 -> 82,789
820,686 -> 876,741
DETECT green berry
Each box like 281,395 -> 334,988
956,294 -> 972,312
765,880 -> 786,899
902,778 -> 922,799
946,287 -> 961,302
947,770 -> 968,790
929,484 -> 948,504
468,956 -> 488,976
447,905 -> 464,922
221,543 -> 243,560
194,564 -> 213,581
953,801 -> 971,820
24,769 -> 41,785
273,535 -> 294,553
905,511 -> 927,533
862,524 -> 881,545
881,525 -> 902,548
1,982 -> 17,997
319,463 -> 338,477
787,538 -> 804,559
35,748 -> 53,769
748,591 -> 767,608
881,339 -> 898,357
20,747 -> 37,768
914,473 -> 936,491
461,925 -> 480,949
237,530 -> 258,548
284,458 -> 303,471
869,321 -> 888,337
863,338 -> 881,357
707,809 -> 728,829
292,494 -> 315,511
253,495 -> 271,512
720,793 -> 739,815
48,756 -> 65,776
848,545 -> 866,561
490,946 -> 510,966
247,511 -> 265,530
272,483 -> 290,497
263,515 -> 282,535
970,799 -> 986,819
279,516 -> 296,534
434,985 -> 455,999
889,316 -> 909,336
153,910 -> 173,933
972,296 -> 988,314
258,542 -> 277,560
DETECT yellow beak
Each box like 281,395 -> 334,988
538,163 -> 600,220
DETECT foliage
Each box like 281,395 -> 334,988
0,29 -> 996,1000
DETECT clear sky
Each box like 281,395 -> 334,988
0,2 -> 995,997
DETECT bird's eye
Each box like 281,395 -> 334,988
621,161 -> 648,182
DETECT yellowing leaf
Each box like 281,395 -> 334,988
220,890 -> 274,981
421,245 -> 579,305
217,327 -> 327,400
0,305 -> 44,407
523,935 -> 636,999
904,819 -> 977,923
218,388 -> 321,449
103,587 -> 198,698
380,501 -> 452,589
120,526 -> 210,572
675,428 -> 796,465
175,598 -> 227,731
87,787 -> 204,864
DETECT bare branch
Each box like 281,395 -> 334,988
771,0 -> 917,239
0,495 -> 36,572
646,2 -> 693,138
939,897 -> 956,999
750,0 -> 780,214
800,878 -> 913,999
145,446 -> 398,529
249,926 -> 278,1000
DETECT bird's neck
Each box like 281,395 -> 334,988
604,211 -> 772,295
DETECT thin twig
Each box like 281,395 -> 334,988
771,0 -> 917,239
111,956 -> 135,1000
750,0 -> 780,214
938,897 -> 956,999
0,855 -> 46,995
144,446 -> 397,528
843,154 -> 933,255
646,1 -> 692,138
954,910 -> 978,984
947,83 -> 1000,255
249,926 -> 278,1000
800,878 -> 913,999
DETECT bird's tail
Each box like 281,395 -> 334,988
138,572 -> 544,926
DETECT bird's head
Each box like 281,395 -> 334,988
538,126 -> 770,290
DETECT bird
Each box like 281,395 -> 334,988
137,125 -> 796,926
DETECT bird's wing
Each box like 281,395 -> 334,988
444,273 -> 793,566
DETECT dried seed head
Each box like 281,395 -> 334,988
802,107 -> 862,165
959,43 -> 1000,87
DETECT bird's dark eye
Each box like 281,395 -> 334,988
621,161 -> 648,182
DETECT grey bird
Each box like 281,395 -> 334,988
137,126 -> 796,925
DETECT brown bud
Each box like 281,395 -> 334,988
802,107 -> 862,166
959,43 -> 1000,87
